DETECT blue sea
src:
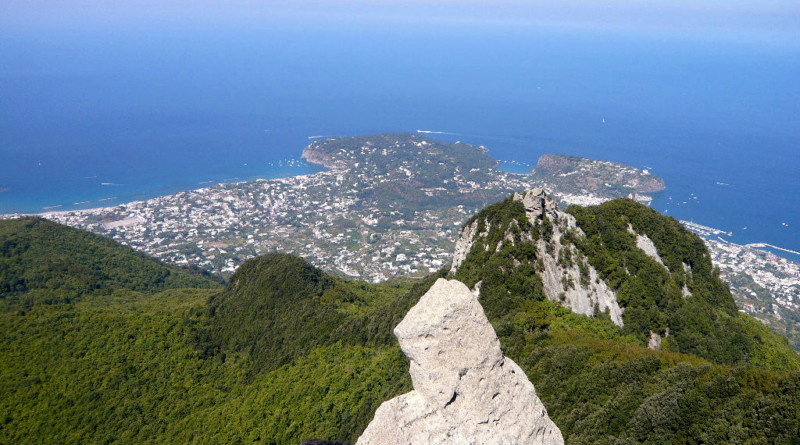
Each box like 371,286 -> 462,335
1,21 -> 798,258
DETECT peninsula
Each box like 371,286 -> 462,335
3,133 -> 796,349
530,153 -> 665,206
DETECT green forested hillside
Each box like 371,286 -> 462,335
453,197 -> 798,371
0,217 -> 219,307
1,209 -> 799,444
204,253 -> 425,373
566,200 -> 798,370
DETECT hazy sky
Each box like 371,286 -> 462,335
0,1 -> 797,49
2,0 -> 798,34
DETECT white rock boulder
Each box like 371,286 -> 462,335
356,278 -> 564,445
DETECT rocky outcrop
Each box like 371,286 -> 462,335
648,331 -> 662,350
356,278 -> 563,445
648,327 -> 670,351
301,143 -> 350,170
681,263 -> 693,298
451,219 -> 481,273
449,187 -> 624,327
515,189 -> 624,326
627,225 -> 694,298
515,187 -> 559,221
628,224 -> 667,270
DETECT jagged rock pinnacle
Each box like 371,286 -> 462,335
356,278 -> 564,445
514,187 -> 559,221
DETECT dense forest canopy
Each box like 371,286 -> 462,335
1,200 -> 798,443
0,217 -> 219,307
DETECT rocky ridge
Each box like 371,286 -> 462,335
452,187 -> 624,326
357,278 -> 563,445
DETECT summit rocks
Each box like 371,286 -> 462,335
356,278 -> 563,445
514,188 -> 624,326
451,187 -> 624,326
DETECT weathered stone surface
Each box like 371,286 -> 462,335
681,263 -> 693,298
628,224 -> 667,269
356,278 -> 563,445
451,219 -> 479,273
449,187 -> 624,327
515,189 -> 624,327
515,187 -> 558,222
648,331 -> 663,350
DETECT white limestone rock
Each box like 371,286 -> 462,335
628,224 -> 667,270
450,219 -> 491,273
451,219 -> 479,273
516,190 -> 624,327
515,187 -> 559,222
681,263 -> 693,298
356,278 -> 563,445
648,331 -> 663,350
449,187 -> 624,327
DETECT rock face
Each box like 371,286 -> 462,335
648,331 -> 662,351
513,189 -> 624,326
356,278 -> 563,445
450,188 -> 624,327
516,187 -> 559,220
628,224 -> 667,269
450,187 -> 624,326
450,219 -> 482,273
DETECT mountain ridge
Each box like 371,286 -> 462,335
450,189 -> 798,370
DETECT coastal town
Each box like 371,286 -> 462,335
32,135 -> 541,282
702,237 -> 800,348
13,134 -> 668,283
679,220 -> 800,338
41,170 -> 483,281
6,133 -> 799,348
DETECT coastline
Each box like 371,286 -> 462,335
1,135 -> 795,263
1,162 -> 323,219
3,132 -> 797,347
15,178 -> 796,265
